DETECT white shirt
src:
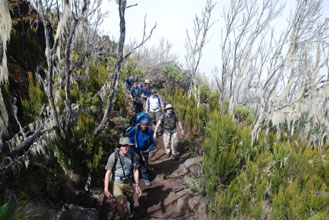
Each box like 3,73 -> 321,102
146,95 -> 163,112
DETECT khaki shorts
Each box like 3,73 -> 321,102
113,181 -> 134,201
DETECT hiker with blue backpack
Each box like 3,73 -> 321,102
128,113 -> 154,186
125,76 -> 135,90
104,137 -> 142,220
154,104 -> 184,159
145,89 -> 164,131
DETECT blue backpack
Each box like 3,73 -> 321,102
136,112 -> 150,124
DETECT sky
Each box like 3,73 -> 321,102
100,0 -> 329,80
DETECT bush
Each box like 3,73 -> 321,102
204,114 -> 329,219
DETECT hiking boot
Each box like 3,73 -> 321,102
144,179 -> 151,186
128,203 -> 135,218
166,153 -> 170,158
173,154 -> 179,160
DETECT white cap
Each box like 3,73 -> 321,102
165,104 -> 174,110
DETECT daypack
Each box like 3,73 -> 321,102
123,114 -> 137,137
147,95 -> 161,111
123,112 -> 150,138
136,112 -> 150,124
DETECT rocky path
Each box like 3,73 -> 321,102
100,137 -> 206,220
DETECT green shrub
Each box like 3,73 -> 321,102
203,113 -> 329,219
21,72 -> 47,123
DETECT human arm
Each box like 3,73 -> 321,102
104,170 -> 112,198
153,120 -> 162,139
178,121 -> 184,136
145,97 -> 149,113
147,129 -> 154,152
133,168 -> 142,196
159,97 -> 164,109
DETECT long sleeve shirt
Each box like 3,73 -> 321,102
128,126 -> 154,152
145,95 -> 164,112
141,87 -> 151,100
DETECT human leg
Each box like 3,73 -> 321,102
163,133 -> 171,156
113,182 -> 128,218
149,111 -> 156,126
171,132 -> 178,157
138,151 -> 150,184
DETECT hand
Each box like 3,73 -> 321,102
181,129 -> 185,136
104,190 -> 112,199
153,134 -> 157,139
135,154 -> 141,160
135,185 -> 142,197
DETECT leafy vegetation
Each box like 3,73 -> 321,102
162,84 -> 329,219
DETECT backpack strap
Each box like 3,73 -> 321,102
112,151 -> 119,177
134,124 -> 139,149
147,97 -> 150,111
157,95 -> 161,106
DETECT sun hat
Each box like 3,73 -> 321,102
145,79 -> 150,84
164,104 -> 174,110
119,137 -> 134,146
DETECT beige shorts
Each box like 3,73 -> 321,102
113,181 -> 134,201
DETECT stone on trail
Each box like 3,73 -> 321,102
58,205 -> 99,220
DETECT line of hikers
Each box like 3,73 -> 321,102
104,76 -> 184,219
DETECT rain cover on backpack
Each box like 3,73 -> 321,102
136,112 -> 150,124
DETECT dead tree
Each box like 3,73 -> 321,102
185,0 -> 216,107
248,0 -> 329,146
94,0 -> 156,136
215,0 -> 281,113
0,0 -> 12,149
36,0 -> 92,138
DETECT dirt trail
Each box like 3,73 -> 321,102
99,137 -> 205,220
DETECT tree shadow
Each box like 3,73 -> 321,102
134,185 -> 171,219
149,154 -> 189,180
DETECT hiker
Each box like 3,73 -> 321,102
130,81 -> 143,113
141,79 -> 152,101
145,89 -> 164,131
154,104 -> 184,159
104,137 -> 142,220
125,76 -> 135,90
128,114 -> 154,186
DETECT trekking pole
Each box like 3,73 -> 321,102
139,150 -> 146,162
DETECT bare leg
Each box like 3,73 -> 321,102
116,200 -> 125,218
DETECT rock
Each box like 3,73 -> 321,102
176,196 -> 188,214
59,205 -> 99,220
183,157 -> 202,169
169,164 -> 188,178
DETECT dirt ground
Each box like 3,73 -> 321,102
99,137 -> 206,220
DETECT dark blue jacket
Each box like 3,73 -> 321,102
130,86 -> 141,98
126,78 -> 133,90
129,126 -> 154,152
141,87 -> 152,100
